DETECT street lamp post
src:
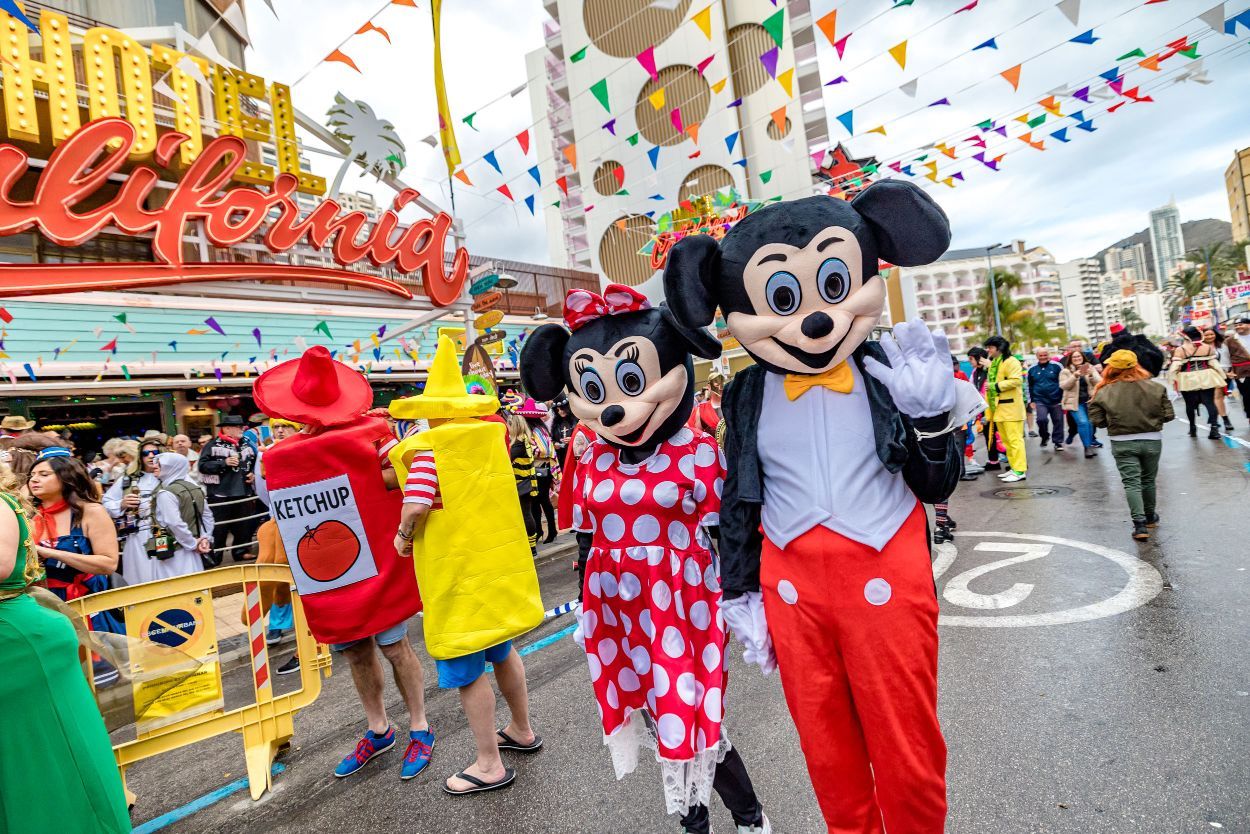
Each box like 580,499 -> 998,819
986,243 -> 1003,336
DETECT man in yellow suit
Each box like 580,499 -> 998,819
389,336 -> 545,796
983,335 -> 1028,482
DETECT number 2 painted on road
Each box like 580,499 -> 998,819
941,542 -> 1053,610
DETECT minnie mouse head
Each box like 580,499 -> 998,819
662,180 -> 950,376
520,284 -> 720,455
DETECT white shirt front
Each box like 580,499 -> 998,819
757,366 -> 917,551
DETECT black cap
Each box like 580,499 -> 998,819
1237,316 -> 1250,325
219,414 -> 246,426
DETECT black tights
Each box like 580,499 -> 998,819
678,747 -> 765,834
531,473 -> 556,541
1181,388 -> 1218,428
518,493 -> 538,553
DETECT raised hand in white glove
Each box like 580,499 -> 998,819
719,592 -> 777,676
861,318 -> 957,419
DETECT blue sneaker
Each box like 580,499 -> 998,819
334,727 -> 395,777
400,729 -> 436,780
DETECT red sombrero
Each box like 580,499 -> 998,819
253,346 -> 374,428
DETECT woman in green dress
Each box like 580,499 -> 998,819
0,472 -> 130,833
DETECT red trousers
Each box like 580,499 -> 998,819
761,504 -> 947,834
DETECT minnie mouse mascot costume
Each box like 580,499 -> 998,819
664,180 -> 982,834
522,285 -> 770,834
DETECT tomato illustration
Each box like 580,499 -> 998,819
297,520 -> 361,582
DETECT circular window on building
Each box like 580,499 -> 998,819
678,164 -> 734,204
592,161 -> 625,196
727,23 -> 773,99
598,214 -> 657,287
765,115 -> 792,140
584,0 -> 692,59
634,65 -> 711,147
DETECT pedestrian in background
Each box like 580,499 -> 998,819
1168,326 -> 1224,439
506,411 -> 540,556
984,336 -> 1027,482
1226,316 -> 1250,421
968,346 -> 1001,471
198,414 -> 258,564
1027,347 -> 1065,451
1088,350 -> 1174,541
1099,322 -> 1165,377
102,434 -> 164,584
145,452 -> 212,582
519,399 -> 559,544
1203,327 -> 1236,432
1060,350 -> 1102,458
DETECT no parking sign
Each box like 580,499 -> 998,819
125,591 -> 224,734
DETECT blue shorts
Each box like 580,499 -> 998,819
435,641 -> 513,689
330,620 -> 410,653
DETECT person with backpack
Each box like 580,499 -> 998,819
143,452 -> 213,581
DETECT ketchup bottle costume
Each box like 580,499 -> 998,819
522,285 -> 770,834
664,183 -> 984,834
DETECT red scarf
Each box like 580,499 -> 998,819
32,499 -> 67,546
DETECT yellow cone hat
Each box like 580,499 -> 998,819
389,335 -> 499,420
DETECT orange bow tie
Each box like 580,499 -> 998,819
783,361 -> 854,400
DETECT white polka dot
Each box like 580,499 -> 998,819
646,688 -> 658,713
582,609 -> 599,639
592,479 -> 615,503
693,479 -> 707,502
704,687 -> 723,722
588,573 -> 602,597
600,572 -> 619,597
681,494 -> 697,515
703,565 -> 720,593
597,637 -> 618,665
571,504 -> 583,527
618,572 -> 641,601
587,653 -> 602,682
662,626 -> 685,658
713,477 -> 723,498
672,427 -> 694,445
667,521 -> 691,550
715,609 -> 725,632
621,612 -> 633,635
653,664 -> 670,696
689,600 -> 711,630
683,557 -> 702,587
658,713 -> 685,749
626,546 -> 647,561
865,578 -> 892,606
606,681 -> 619,709
596,452 -> 615,471
582,476 -> 592,498
601,514 -> 626,542
678,454 -> 696,479
645,454 -> 671,473
630,646 -> 651,675
697,728 -> 708,751
695,443 -> 717,466
601,605 -> 618,627
633,514 -> 660,543
639,609 -> 655,639
652,580 -> 672,611
717,448 -> 726,468
647,546 -> 666,566
676,672 -> 697,705
618,667 -> 641,692
777,579 -> 798,605
619,478 -> 646,505
695,679 -> 706,707
673,589 -> 686,620
653,481 -> 679,507
702,642 -> 721,673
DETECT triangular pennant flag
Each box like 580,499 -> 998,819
728,98 -> 743,107
956,0 -> 979,11
686,123 -> 700,144
562,143 -> 577,169
1018,133 -> 1045,150
1116,48 -> 1145,61
762,8 -> 785,48
928,98 -> 950,107
497,184 -> 514,201
454,168 -> 473,186
811,149 -> 827,168
1076,119 -> 1096,132
776,68 -> 794,97
670,107 -> 684,133
570,46 -> 588,62
816,9 -> 837,47
1026,113 -> 1047,127
1107,101 -> 1126,114
975,118 -> 994,130
1000,64 -> 1022,90
590,78 -> 610,112
973,37 -> 997,51
836,110 -> 853,134
759,46 -> 779,78
833,34 -> 851,60
205,317 -> 226,336
1069,29 -> 1098,44
1108,77 -> 1125,95
649,88 -> 666,109
936,142 -> 956,159
1099,68 -> 1121,83
528,165 -> 541,185
1057,0 -> 1080,26
484,150 -> 502,173
325,48 -> 361,73
602,118 -> 617,135
733,159 -> 748,167
760,170 -> 773,184
252,327 -> 263,347
626,133 -> 640,146
1178,45 -> 1199,59
100,338 -> 118,352
900,79 -> 918,97
516,130 -> 531,154
1050,128 -> 1069,143
711,77 -> 727,94
1198,4 -> 1224,32
1138,55 -> 1161,71
888,41 -> 908,69
647,145 -> 660,169
1071,86 -> 1090,102
726,131 -> 740,154
356,21 -> 392,43
1123,87 -> 1153,103
636,45 -> 658,81
612,165 -> 625,188
825,75 -> 848,86
0,0 -> 39,31
867,125 -> 887,136
696,54 -> 715,75
524,195 -> 535,215
555,175 -> 569,195
770,106 -> 788,135
693,4 -> 713,39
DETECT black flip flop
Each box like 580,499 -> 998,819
496,729 -> 544,753
442,767 -> 516,796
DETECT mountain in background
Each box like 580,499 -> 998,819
1089,218 -> 1233,284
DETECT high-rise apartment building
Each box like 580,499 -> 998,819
528,0 -> 836,298
1057,258 -> 1108,341
1103,242 -> 1148,286
1148,200 -> 1185,290
1226,147 -> 1250,245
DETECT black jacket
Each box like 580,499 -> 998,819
197,436 -> 254,498
719,343 -> 962,598
1099,332 -> 1164,377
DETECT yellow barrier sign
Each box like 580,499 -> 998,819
125,591 -> 224,735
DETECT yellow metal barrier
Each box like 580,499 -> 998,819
66,563 -> 332,804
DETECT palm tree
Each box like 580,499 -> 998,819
325,92 -> 407,197
960,267 -> 1062,349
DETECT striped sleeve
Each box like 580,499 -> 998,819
402,451 -> 440,507
376,436 -> 398,469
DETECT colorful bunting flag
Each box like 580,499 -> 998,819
1050,128 -> 1070,143
726,131 -> 740,153
516,130 -> 531,154
252,327 -> 263,347
1116,48 -> 1146,61
770,106 -> 788,135
649,88 -> 666,109
0,307 -> 10,324
867,125 -> 887,136
1069,29 -> 1098,44
900,79 -> 918,97
570,46 -> 588,62
562,143 -> 577,169
973,37 -> 997,50
100,338 -> 118,352
648,146 -> 660,168
762,8 -> 785,48
636,46 -> 658,81
1071,86 -> 1091,102
1075,119 -> 1096,132
1057,0 -> 1080,26
528,165 -> 541,185
686,123 -> 701,144
205,317 -> 226,336
0,0 -> 38,31
484,150 -> 502,173
697,54 -> 715,75
603,119 -> 617,135
524,195 -> 535,215
836,110 -> 853,134
325,48 -> 361,73
833,34 -> 851,60
1000,64 -> 1022,91
356,20 -> 391,42
1138,55 -> 1161,72
728,97 -> 743,107
590,78 -> 610,112
760,170 -> 773,184
497,184 -> 514,201
888,41 -> 908,69
825,75 -> 848,86
929,98 -> 950,107
955,0 -> 979,12
776,68 -> 794,97
454,168 -> 473,186
626,133 -> 640,146
759,46 -> 779,78
556,175 -> 569,195
693,4 -> 713,39
711,78 -> 727,94
463,112 -> 479,131
815,9 -> 837,47
670,108 -> 684,133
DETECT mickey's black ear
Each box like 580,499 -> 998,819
519,324 -> 570,401
663,234 -> 721,329
660,304 -> 722,360
850,180 -> 951,266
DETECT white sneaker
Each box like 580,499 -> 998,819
996,471 -> 1012,479
738,816 -> 772,834
1001,471 -> 1027,482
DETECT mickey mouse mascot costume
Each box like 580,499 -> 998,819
522,285 -> 771,834
664,180 -> 981,834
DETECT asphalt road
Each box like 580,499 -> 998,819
123,417 -> 1250,834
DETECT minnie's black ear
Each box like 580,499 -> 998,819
519,324 -> 570,401
663,234 -> 721,329
660,304 -> 722,360
850,180 -> 951,266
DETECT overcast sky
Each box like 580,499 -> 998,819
245,0 -> 1249,268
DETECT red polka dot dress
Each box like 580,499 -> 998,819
571,427 -> 730,813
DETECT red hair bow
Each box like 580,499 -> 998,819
563,283 -> 651,331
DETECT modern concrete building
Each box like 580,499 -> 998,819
1058,258 -> 1108,341
899,241 -> 1063,355
1148,200 -> 1185,290
1226,147 -> 1250,245
527,0 -> 837,299
1103,242 -> 1149,286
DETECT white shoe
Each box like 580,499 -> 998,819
996,471 -> 1012,479
1001,471 -> 1027,482
738,815 -> 771,834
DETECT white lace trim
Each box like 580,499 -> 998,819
602,708 -> 731,815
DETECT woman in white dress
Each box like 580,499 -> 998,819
138,453 -> 211,583
101,437 -> 164,586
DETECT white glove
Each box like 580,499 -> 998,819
719,592 -> 776,676
862,318 -> 958,418
573,602 -> 586,648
